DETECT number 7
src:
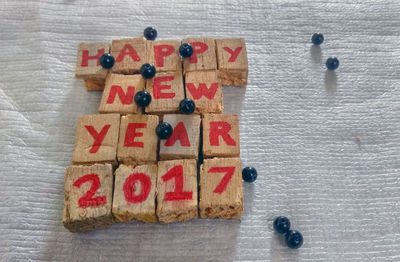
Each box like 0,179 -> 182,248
208,166 -> 236,194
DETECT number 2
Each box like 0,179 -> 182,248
208,166 -> 236,194
73,173 -> 107,207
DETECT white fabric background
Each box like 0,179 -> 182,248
1,0 -> 399,261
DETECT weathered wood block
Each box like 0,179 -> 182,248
145,71 -> 185,114
112,164 -> 157,223
202,114 -> 240,158
84,79 -> 105,91
215,38 -> 248,87
111,37 -> 147,74
75,42 -> 110,81
63,163 -> 114,232
147,40 -> 181,72
184,70 -> 223,113
99,73 -> 145,114
159,114 -> 201,160
182,37 -> 217,73
117,114 -> 159,165
72,114 -> 120,166
156,159 -> 198,224
199,158 -> 243,219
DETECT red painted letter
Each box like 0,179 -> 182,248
186,82 -> 219,100
73,174 -> 107,207
164,122 -> 191,147
124,123 -> 147,148
81,48 -> 104,67
161,165 -> 193,201
223,47 -> 242,62
189,42 -> 208,64
116,44 -> 141,62
208,167 -> 236,194
106,85 -> 135,104
85,125 -> 111,153
153,76 -> 175,99
123,173 -> 152,204
154,45 -> 175,67
209,121 -> 236,146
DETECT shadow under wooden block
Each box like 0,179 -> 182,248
111,37 -> 147,74
156,159 -> 198,224
199,157 -> 243,219
72,114 -> 120,166
63,164 -> 114,232
202,114 -> 240,158
159,114 -> 201,160
84,79 -> 105,91
99,73 -> 145,114
75,42 -> 110,82
182,37 -> 217,74
147,40 -> 182,73
117,114 -> 159,165
112,164 -> 157,223
184,70 -> 223,114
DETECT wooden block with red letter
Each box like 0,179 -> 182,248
111,38 -> 147,74
215,38 -> 248,87
145,71 -> 185,114
112,164 -> 157,223
199,158 -> 243,218
72,114 -> 120,166
117,114 -> 159,165
147,40 -> 181,72
99,74 -> 145,114
185,70 -> 223,113
202,114 -> 240,158
75,42 -> 110,81
63,163 -> 114,232
159,114 -> 201,160
182,37 -> 217,73
156,159 -> 198,224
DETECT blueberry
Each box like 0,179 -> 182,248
273,216 -> 291,234
285,230 -> 303,249
179,98 -> 195,114
134,91 -> 152,107
156,122 -> 173,139
179,43 -> 194,58
140,63 -> 156,79
99,53 -> 115,69
144,27 -> 157,40
242,166 -> 257,182
311,33 -> 324,46
326,57 -> 339,70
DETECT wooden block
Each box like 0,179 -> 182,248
182,37 -> 217,73
156,159 -> 198,224
215,38 -> 248,87
117,114 -> 159,165
145,71 -> 185,114
99,74 -> 145,114
184,70 -> 223,113
72,114 -> 120,166
199,158 -> 243,219
159,114 -> 201,160
63,164 -> 114,232
202,114 -> 240,158
147,40 -> 182,72
75,42 -> 110,80
112,164 -> 157,223
84,79 -> 105,91
111,37 -> 147,74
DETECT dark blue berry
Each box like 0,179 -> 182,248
140,63 -> 156,79
242,167 -> 257,182
285,230 -> 303,249
144,27 -> 157,40
326,57 -> 339,70
156,122 -> 173,139
311,33 -> 324,46
134,91 -> 152,107
179,43 -> 194,58
99,53 -> 115,69
179,98 -> 195,114
273,216 -> 291,234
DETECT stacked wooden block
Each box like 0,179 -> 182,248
63,36 -> 248,232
